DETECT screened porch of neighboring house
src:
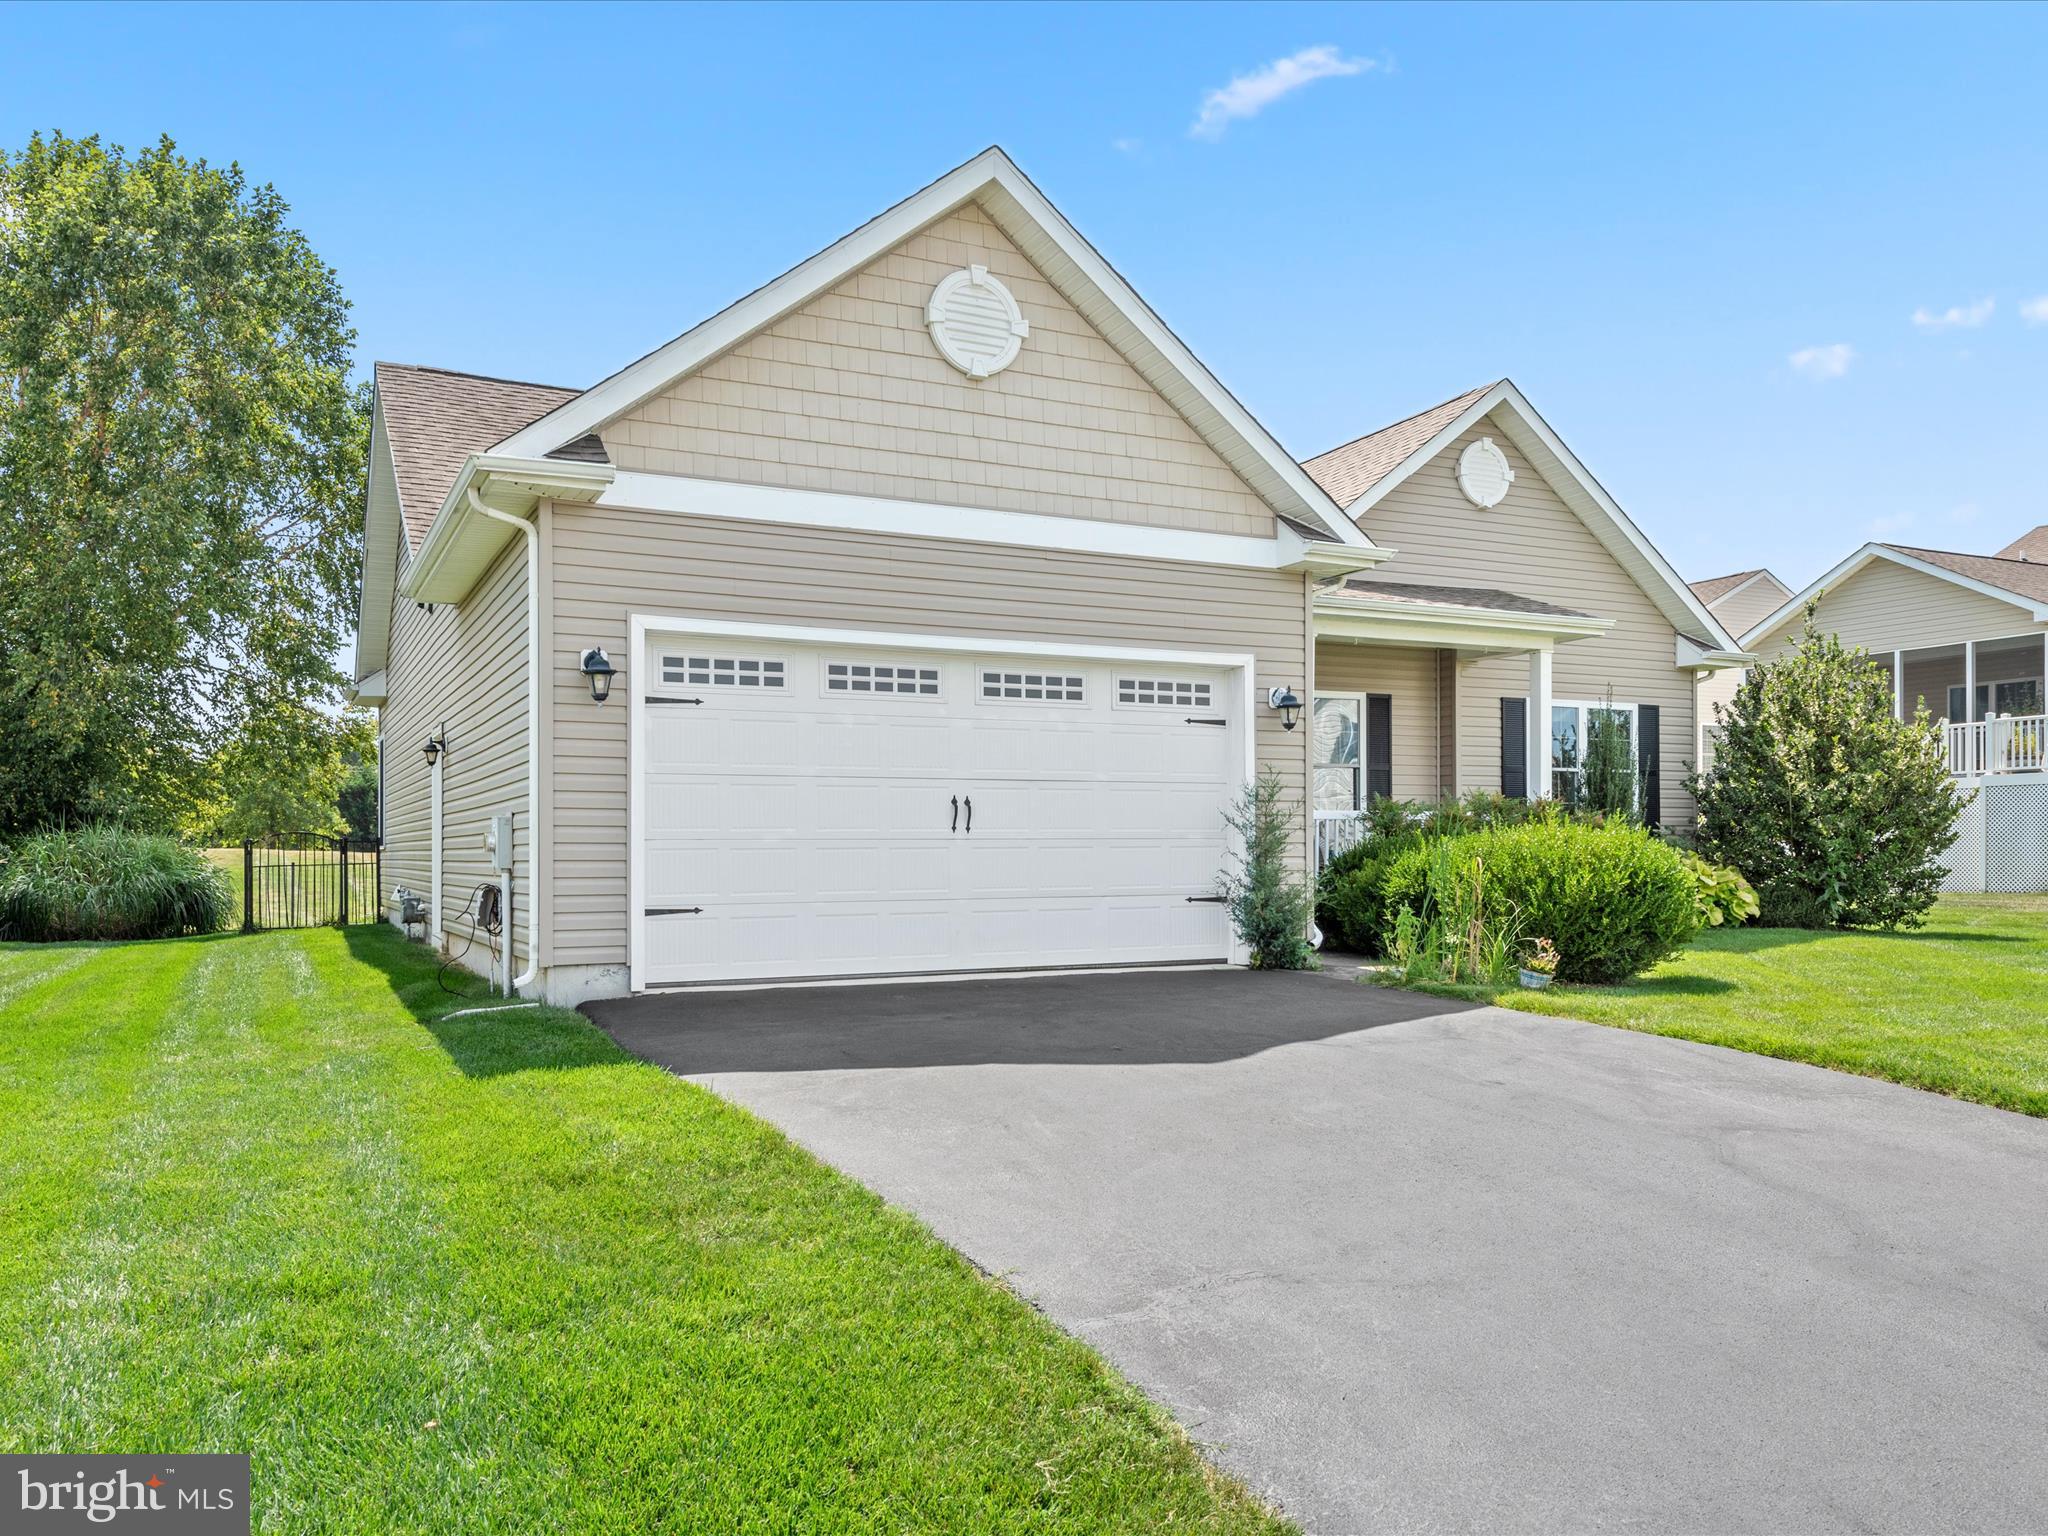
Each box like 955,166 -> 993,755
1880,631 -> 2048,777
1307,579 -> 1663,869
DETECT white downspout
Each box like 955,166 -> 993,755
468,488 -> 542,994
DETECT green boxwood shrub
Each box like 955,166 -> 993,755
0,825 -> 232,941
1380,821 -> 1698,984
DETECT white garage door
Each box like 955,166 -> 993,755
638,636 -> 1241,985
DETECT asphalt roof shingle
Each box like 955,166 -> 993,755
1301,384 -> 1496,509
1883,543 -> 2048,607
1689,569 -> 1766,606
1995,525 -> 2048,564
1325,579 -> 1592,620
376,362 -> 583,548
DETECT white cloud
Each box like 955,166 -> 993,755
1112,137 -> 1144,157
1789,343 -> 1856,380
1911,297 -> 1994,330
2021,296 -> 2048,327
1868,511 -> 1915,537
1190,45 -> 1374,140
1946,502 -> 1981,525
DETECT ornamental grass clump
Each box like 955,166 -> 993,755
0,825 -> 232,941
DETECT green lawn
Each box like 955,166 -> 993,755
0,926 -> 1287,1535
1413,894 -> 2048,1116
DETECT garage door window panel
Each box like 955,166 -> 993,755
663,654 -> 788,689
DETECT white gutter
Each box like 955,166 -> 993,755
466,487 -> 542,994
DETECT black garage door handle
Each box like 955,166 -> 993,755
964,796 -> 972,834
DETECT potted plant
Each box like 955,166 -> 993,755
1519,937 -> 1559,990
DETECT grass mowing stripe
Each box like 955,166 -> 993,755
2,927 -> 1290,1534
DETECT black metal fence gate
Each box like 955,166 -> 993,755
241,833 -> 383,933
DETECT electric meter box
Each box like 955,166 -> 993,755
486,814 -> 515,872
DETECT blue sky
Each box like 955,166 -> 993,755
6,1 -> 2046,588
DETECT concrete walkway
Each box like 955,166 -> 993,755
587,970 -> 2048,1535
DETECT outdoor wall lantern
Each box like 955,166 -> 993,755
1268,686 -> 1304,731
420,729 -> 446,769
580,647 -> 617,705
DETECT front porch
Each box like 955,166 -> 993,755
1305,578 -> 1726,868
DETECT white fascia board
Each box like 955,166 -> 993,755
401,454 -> 615,603
354,393 -> 401,681
1749,544 -> 2048,649
487,146 -> 1371,549
1342,380 -> 1742,651
1676,635 -> 1754,670
596,471 -> 1357,573
346,669 -> 389,705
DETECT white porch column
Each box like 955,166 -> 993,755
1528,648 -> 1553,800
1893,649 -> 1904,720
1964,639 -> 1977,721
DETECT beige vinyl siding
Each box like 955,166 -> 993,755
1356,416 -> 1700,820
377,535 -> 532,970
1709,578 -> 1792,641
1312,641 -> 1445,802
601,202 -> 1276,539
546,502 -> 1309,970
1900,647 -> 2045,719
1697,666 -> 1744,766
1753,558 -> 2042,659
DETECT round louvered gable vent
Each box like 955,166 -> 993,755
927,265 -> 1030,378
1456,436 -> 1516,509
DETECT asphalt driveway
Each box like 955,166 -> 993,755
587,970 -> 2048,1535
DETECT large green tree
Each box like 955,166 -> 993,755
1686,616 -> 1968,929
0,132 -> 366,835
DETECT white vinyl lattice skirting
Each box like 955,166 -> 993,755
1983,779 -> 2048,894
1943,775 -> 2048,894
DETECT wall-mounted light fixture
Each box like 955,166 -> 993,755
421,729 -> 446,769
580,646 -> 617,706
1267,685 -> 1304,732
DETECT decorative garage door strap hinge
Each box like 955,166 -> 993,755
1185,895 -> 1228,904
646,695 -> 705,706
1184,717 -> 1227,726
645,906 -> 705,916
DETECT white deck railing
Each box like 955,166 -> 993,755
1944,713 -> 2047,777
1314,811 -> 1370,870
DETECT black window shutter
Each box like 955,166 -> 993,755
1366,694 -> 1393,803
1639,704 -> 1662,828
1501,697 -> 1528,799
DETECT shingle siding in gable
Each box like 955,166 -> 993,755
1355,415 -> 1699,822
598,202 -> 1277,538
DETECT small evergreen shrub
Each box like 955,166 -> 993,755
1688,616 -> 1968,929
1317,836 -> 1421,954
0,825 -> 232,941
1218,770 -> 1317,970
1381,821 -> 1697,984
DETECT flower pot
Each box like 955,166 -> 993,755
1518,969 -> 1553,990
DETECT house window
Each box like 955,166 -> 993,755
1117,677 -> 1213,709
663,655 -> 786,688
1994,678 -> 2042,716
1551,700 -> 1636,807
1314,696 -> 1362,812
980,670 -> 1084,702
825,661 -> 940,696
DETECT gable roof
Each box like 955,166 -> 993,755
1882,543 -> 2048,606
1992,524 -> 2048,565
1690,569 -> 1768,606
1302,379 -> 1740,651
1301,384 -> 1494,509
486,146 -> 1369,548
375,363 -> 584,549
1747,541 -> 2048,648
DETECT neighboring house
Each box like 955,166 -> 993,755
1690,568 -> 1794,758
1735,534 -> 2048,893
350,148 -> 1743,1000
